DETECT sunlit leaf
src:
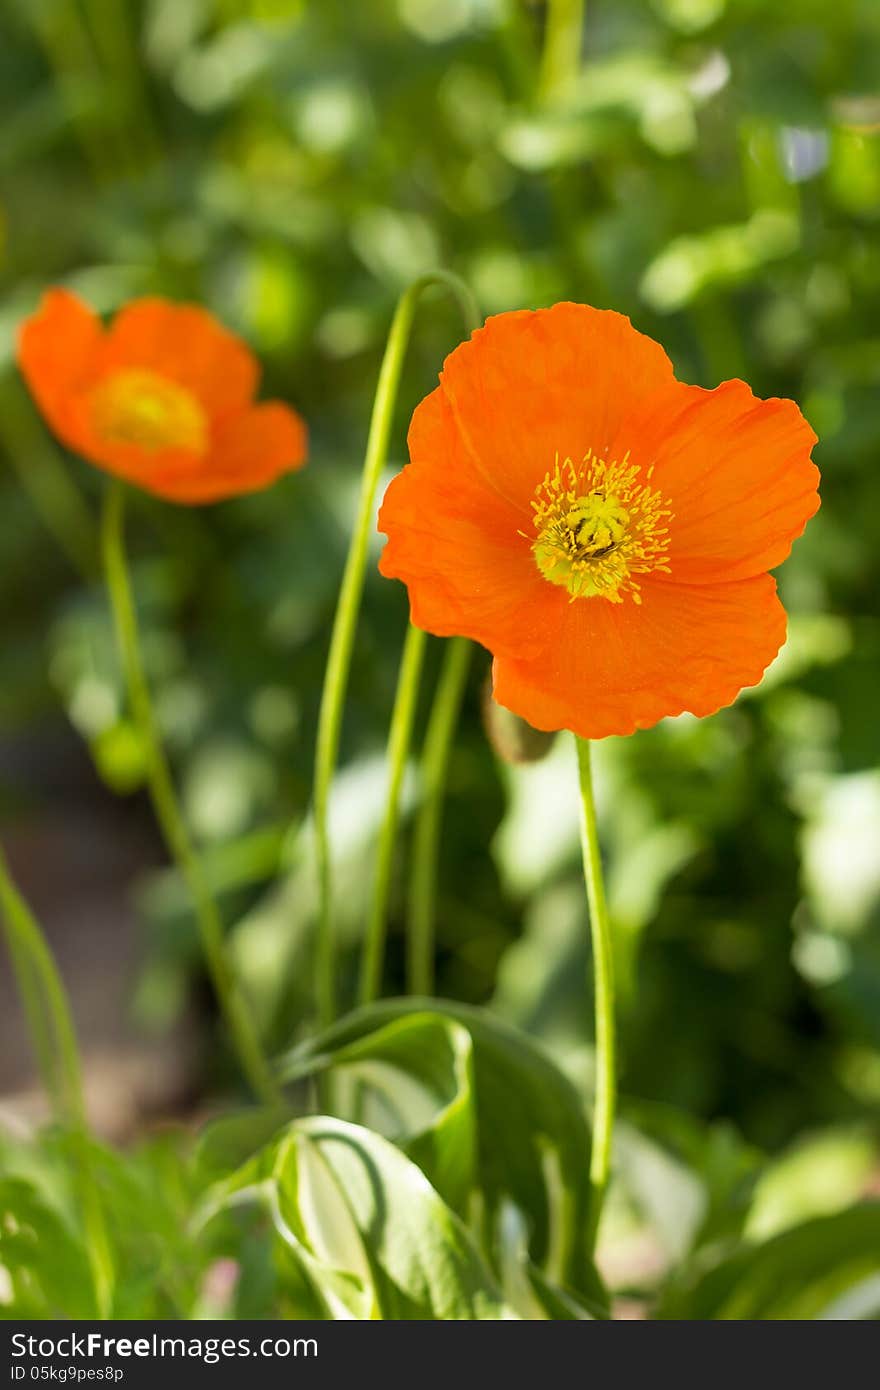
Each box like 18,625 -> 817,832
279,999 -> 605,1309
201,1116 -> 514,1320
658,1205 -> 880,1319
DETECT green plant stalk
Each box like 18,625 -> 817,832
0,843 -> 114,1315
101,480 -> 280,1106
529,0 -> 600,302
27,0 -> 123,180
539,0 -> 586,101
575,737 -> 616,1253
1,909 -> 60,1113
312,269 -> 480,1026
498,0 -> 540,100
80,0 -> 162,169
407,635 -> 472,996
358,623 -> 427,1005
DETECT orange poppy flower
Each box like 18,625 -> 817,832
18,289 -> 307,503
378,303 -> 820,740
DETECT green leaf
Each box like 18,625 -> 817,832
286,1010 -> 476,1212
494,1197 -> 603,1320
201,1115 -> 513,1320
745,1127 -> 877,1242
657,1204 -> 880,1319
619,1102 -> 761,1258
0,1125 -> 213,1318
278,998 -> 604,1308
525,1264 -> 602,1320
0,1177 -> 97,1318
194,1105 -> 292,1185
85,1134 -> 208,1318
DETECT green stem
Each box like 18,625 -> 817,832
538,0 -> 586,102
407,635 -> 472,996
79,0 -> 162,170
497,0 -> 540,101
575,737 -> 616,1253
528,0 -> 601,300
0,842 -> 114,1315
101,480 -> 280,1107
358,624 -> 427,1005
312,270 -> 480,1027
26,0 -> 122,180
0,846 -> 78,1118
2,911 -> 60,1112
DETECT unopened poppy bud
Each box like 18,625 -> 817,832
481,672 -> 556,764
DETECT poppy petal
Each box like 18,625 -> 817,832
16,289 -> 103,452
615,378 -> 819,584
492,573 -> 787,740
98,298 -> 259,421
439,302 -> 675,513
379,386 -> 556,658
378,301 -> 818,738
143,401 -> 307,504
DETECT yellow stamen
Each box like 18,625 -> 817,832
91,369 -> 206,453
530,450 -> 672,604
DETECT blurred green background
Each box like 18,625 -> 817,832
1,0 -> 879,1293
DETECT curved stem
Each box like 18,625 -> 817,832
0,842 -> 114,1315
101,481 -> 280,1106
575,736 -> 616,1254
358,623 -> 427,1005
407,635 -> 472,996
538,0 -> 586,102
2,910 -> 60,1112
312,270 -> 480,1027
498,0 -> 539,101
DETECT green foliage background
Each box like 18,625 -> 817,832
1,0 -> 879,1318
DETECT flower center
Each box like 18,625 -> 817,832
530,451 -> 672,604
90,369 -> 206,453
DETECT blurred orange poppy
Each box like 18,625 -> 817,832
378,302 -> 820,740
18,289 -> 307,503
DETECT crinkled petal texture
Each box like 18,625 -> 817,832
613,376 -> 820,584
492,574 -> 788,739
438,302 -> 676,511
17,289 -> 307,503
378,302 -> 820,740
